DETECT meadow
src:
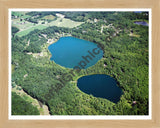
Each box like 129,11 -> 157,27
12,13 -> 84,37
47,18 -> 84,28
16,25 -> 48,37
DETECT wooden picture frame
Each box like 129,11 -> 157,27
0,0 -> 160,127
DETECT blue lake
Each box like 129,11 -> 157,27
134,11 -> 142,13
134,21 -> 148,26
77,74 -> 123,103
48,37 -> 103,69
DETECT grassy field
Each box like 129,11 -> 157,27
13,16 -> 84,37
16,25 -> 47,37
41,15 -> 56,20
12,11 -> 30,17
12,20 -> 34,30
12,12 -> 24,17
21,15 -> 31,19
47,18 -> 84,28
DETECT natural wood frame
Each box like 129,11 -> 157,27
0,0 -> 160,127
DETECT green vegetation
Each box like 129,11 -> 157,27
15,18 -> 83,37
16,25 -> 47,37
12,12 -> 24,17
42,15 -> 56,20
12,11 -> 31,19
11,11 -> 149,115
21,15 -> 31,19
12,12 -> 84,37
12,26 -> 19,37
12,92 -> 40,115
46,18 -> 84,28
12,84 -> 50,115
12,21 -> 33,31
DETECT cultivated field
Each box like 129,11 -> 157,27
46,17 -> 84,28
41,15 -> 56,20
12,13 -> 84,37
16,25 -> 47,37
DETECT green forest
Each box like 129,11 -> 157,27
11,11 -> 149,115
12,92 -> 40,115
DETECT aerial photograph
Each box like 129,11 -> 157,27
11,10 -> 149,116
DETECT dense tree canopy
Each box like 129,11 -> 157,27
12,92 -> 40,115
11,11 -> 149,115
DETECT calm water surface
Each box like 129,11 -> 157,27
77,74 -> 123,103
48,37 -> 103,69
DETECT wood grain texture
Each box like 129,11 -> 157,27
0,0 -> 160,127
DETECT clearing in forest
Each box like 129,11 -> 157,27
14,17 -> 84,37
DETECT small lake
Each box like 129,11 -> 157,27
48,37 -> 103,69
134,21 -> 148,26
134,11 -> 142,13
77,74 -> 123,103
